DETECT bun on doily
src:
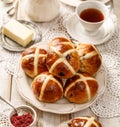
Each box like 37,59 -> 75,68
76,43 -> 102,76
46,37 -> 80,79
64,73 -> 98,104
21,47 -> 48,78
68,116 -> 102,127
31,72 -> 63,103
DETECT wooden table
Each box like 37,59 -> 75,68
0,0 -> 120,127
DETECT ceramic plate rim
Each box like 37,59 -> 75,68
66,14 -> 116,45
15,43 -> 107,114
60,0 -> 110,7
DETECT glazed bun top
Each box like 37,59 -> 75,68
21,47 -> 48,78
31,72 -> 63,103
64,73 -> 99,104
48,37 -> 71,47
76,43 -> 102,76
68,116 -> 102,127
46,37 -> 80,79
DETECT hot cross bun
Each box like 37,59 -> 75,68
46,37 -> 80,79
68,116 -> 102,127
64,73 -> 98,104
48,37 -> 71,48
76,43 -> 102,76
31,72 -> 63,103
21,47 -> 48,78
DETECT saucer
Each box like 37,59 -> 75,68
60,0 -> 110,7
66,14 -> 116,45
60,0 -> 81,7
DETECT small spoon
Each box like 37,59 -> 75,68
0,96 -> 17,114
7,7 -> 16,16
7,0 -> 18,16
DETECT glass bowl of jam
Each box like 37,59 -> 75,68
9,105 -> 37,127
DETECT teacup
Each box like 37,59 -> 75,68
76,1 -> 109,32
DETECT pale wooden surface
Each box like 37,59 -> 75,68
114,0 -> 120,24
0,0 -> 120,127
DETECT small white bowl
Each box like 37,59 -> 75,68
9,105 -> 37,127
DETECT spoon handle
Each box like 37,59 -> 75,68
0,96 -> 17,113
12,0 -> 18,8
7,0 -> 18,16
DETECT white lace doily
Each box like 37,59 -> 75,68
0,2 -> 120,118
0,112 -> 10,127
0,100 -> 12,127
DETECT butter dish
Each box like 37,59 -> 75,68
1,20 -> 42,51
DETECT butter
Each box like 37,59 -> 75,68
2,19 -> 34,47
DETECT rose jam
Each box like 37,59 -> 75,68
10,112 -> 33,127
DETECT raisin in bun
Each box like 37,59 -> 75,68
21,47 -> 48,78
46,37 -> 80,79
76,43 -> 102,76
32,72 -> 63,103
68,116 -> 102,127
64,73 -> 98,104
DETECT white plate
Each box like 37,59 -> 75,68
60,0 -> 81,7
60,0 -> 110,7
15,43 -> 107,114
66,14 -> 116,45
0,20 -> 42,52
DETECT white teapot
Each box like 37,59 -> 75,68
25,0 -> 60,22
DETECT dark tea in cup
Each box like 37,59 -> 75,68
80,8 -> 104,23
76,1 -> 109,32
